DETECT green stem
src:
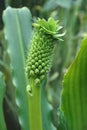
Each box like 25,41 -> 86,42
0,104 -> 7,130
27,79 -> 43,130
0,72 -> 7,130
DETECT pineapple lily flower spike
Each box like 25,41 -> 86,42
26,17 -> 65,86
26,17 -> 65,130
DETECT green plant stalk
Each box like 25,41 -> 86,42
27,78 -> 42,130
0,105 -> 7,130
0,72 -> 7,130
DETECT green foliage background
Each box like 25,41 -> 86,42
0,0 -> 87,130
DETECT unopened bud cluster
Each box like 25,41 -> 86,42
26,18 -> 64,85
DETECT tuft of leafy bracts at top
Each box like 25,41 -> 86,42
26,17 -> 64,85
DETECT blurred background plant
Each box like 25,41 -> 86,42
0,0 -> 87,130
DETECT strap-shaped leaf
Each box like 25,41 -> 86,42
3,7 -> 32,130
0,72 -> 7,130
61,38 -> 87,130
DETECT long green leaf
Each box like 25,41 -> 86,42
44,0 -> 72,11
3,7 -> 32,130
0,72 -> 7,130
60,38 -> 87,130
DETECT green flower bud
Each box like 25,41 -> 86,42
35,78 -> 40,85
31,65 -> 35,70
35,57 -> 38,61
40,75 -> 45,81
26,17 -> 64,85
35,69 -> 39,74
38,65 -> 42,70
38,55 -> 41,59
42,63 -> 45,67
35,62 -> 39,67
40,69 -> 45,74
30,70 -> 34,76
38,60 -> 42,64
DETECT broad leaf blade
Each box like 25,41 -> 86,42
61,38 -> 87,130
3,7 -> 32,130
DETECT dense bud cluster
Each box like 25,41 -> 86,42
26,28 -> 54,84
26,18 -> 64,85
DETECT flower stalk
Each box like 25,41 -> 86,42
27,79 -> 42,130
